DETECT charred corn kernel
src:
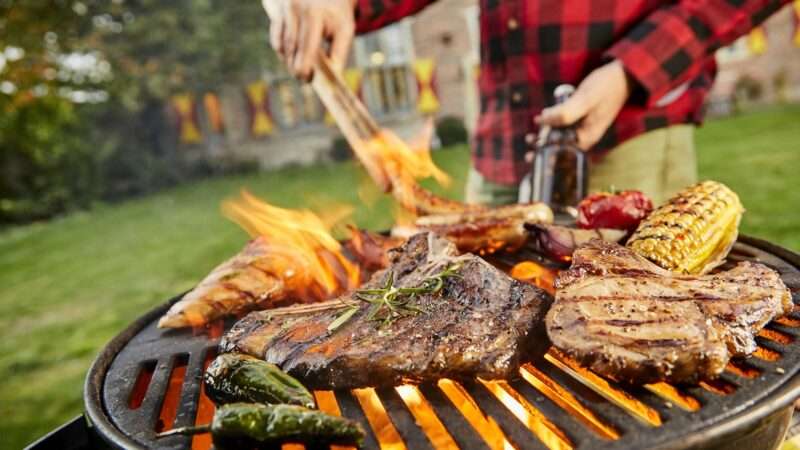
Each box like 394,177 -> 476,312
627,181 -> 743,274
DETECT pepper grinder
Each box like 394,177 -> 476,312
519,84 -> 588,213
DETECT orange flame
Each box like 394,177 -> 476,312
366,121 -> 452,215
510,261 -> 556,295
222,190 -> 360,300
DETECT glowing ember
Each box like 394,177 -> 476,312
510,261 -> 556,295
222,190 -> 361,301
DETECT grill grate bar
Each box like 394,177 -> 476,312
135,358 -> 173,437
533,357 -> 654,438
467,380 -> 555,450
395,385 -> 461,450
643,382 -> 701,411
544,350 -> 662,427
376,387 -> 438,450
482,379 -> 574,449
350,388 -> 407,450
509,374 -> 611,447
417,382 -> 496,450
519,363 -> 620,440
434,380 -> 514,450
173,347 -> 212,431
334,390 -> 382,449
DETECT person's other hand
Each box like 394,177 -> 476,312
262,0 -> 357,80
534,60 -> 633,151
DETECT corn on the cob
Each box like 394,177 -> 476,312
627,181 -> 743,274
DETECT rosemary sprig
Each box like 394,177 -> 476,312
328,263 -> 462,332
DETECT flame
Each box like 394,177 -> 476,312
545,349 -> 662,427
479,379 -> 573,450
520,364 -> 620,440
395,385 -> 459,449
643,382 -> 701,411
437,379 -> 515,450
222,190 -> 361,300
313,391 -> 356,450
351,388 -> 406,450
510,261 -> 556,295
366,122 -> 452,214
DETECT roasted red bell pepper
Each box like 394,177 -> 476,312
576,190 -> 653,231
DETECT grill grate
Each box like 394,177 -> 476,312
87,237 -> 800,450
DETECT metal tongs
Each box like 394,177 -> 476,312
311,53 -> 392,192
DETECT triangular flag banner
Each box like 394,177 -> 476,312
324,67 -> 364,126
793,0 -> 800,47
203,92 -> 225,134
412,59 -> 440,115
747,26 -> 768,55
245,81 -> 275,138
171,93 -> 202,144
344,68 -> 364,98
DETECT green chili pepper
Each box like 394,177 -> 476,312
157,403 -> 365,448
204,353 -> 315,409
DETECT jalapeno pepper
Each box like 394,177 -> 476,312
157,403 -> 365,448
204,353 -> 315,409
576,190 -> 653,231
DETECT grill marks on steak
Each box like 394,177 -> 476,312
547,240 -> 792,384
221,233 -> 553,389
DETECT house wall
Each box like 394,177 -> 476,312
711,7 -> 800,104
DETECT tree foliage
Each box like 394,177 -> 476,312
0,1 -> 277,223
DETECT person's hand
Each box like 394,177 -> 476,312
534,60 -> 633,151
262,0 -> 357,80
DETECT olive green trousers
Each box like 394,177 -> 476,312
465,125 -> 697,207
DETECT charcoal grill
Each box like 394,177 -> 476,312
27,235 -> 800,450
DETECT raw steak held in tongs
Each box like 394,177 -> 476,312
221,233 -> 553,389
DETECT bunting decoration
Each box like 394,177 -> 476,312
245,81 -> 275,138
412,59 -> 440,115
171,93 -> 202,144
794,0 -> 800,47
203,92 -> 225,134
344,68 -> 364,98
325,68 -> 364,126
747,26 -> 768,55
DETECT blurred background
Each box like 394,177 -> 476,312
1,1 -> 799,448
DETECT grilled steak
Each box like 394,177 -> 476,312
547,240 -> 792,384
221,232 -> 553,389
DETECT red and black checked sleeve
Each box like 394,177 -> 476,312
354,0 -> 439,33
606,0 -> 789,106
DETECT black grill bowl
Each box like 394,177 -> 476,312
81,235 -> 800,450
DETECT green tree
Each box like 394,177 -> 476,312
1,1 -> 279,222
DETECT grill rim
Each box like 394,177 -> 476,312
84,295 -> 179,450
83,235 -> 800,450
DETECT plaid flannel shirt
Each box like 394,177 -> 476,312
355,0 -> 789,185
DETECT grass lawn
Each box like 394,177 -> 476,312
2,105 -> 799,448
